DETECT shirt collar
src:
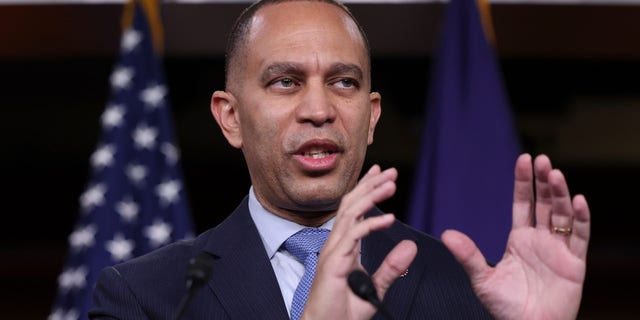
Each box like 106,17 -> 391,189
248,186 -> 334,259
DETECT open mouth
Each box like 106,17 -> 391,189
302,149 -> 334,159
293,139 -> 342,171
296,140 -> 340,159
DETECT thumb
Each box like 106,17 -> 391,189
441,229 -> 491,284
371,240 -> 418,298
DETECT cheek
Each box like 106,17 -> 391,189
343,108 -> 372,139
241,109 -> 286,154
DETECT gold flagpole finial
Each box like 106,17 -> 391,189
476,0 -> 497,47
121,0 -> 165,55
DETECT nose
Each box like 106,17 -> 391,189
295,83 -> 336,126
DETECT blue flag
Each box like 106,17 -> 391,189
407,0 -> 520,263
49,3 -> 194,319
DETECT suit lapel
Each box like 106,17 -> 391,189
362,210 -> 425,320
200,197 -> 289,319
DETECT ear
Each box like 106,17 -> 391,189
211,90 -> 243,148
367,92 -> 382,145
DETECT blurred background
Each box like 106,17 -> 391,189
1,0 -> 639,318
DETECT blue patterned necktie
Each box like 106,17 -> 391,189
284,228 -> 331,320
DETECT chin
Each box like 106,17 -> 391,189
290,189 -> 342,212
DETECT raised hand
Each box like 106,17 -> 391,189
442,154 -> 591,320
301,164 -> 417,320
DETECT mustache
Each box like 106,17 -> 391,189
286,130 -> 345,154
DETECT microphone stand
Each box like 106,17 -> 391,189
348,270 -> 395,320
172,252 -> 215,320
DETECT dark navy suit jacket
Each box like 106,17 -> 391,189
90,196 -> 491,319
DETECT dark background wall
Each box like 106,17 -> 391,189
1,2 -> 639,319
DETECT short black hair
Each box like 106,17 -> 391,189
224,0 -> 371,90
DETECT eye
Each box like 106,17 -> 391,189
272,78 -> 297,88
334,78 -> 358,89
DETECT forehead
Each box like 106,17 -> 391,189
244,2 -> 368,71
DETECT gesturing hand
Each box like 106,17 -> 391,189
301,165 -> 417,320
442,154 -> 591,320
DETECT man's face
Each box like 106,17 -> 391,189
217,1 -> 381,220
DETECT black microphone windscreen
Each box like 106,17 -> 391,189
187,251 -> 215,287
347,269 -> 379,304
173,252 -> 215,320
347,269 -> 395,320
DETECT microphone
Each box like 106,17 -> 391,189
348,270 -> 394,320
172,251 -> 215,320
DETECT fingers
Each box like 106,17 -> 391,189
512,153 -> 534,229
331,164 -> 397,238
326,214 -> 396,257
533,155 -> 554,230
371,240 -> 417,298
530,155 -> 588,250
441,230 -> 490,284
548,169 -> 575,242
569,195 -> 590,258
324,164 -> 398,258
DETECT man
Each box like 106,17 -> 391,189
91,0 -> 591,319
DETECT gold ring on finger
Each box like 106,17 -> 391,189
552,226 -> 572,236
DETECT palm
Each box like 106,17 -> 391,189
443,154 -> 591,320
477,228 -> 585,319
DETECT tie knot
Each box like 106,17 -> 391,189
284,228 -> 330,263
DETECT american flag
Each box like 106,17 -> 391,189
49,2 -> 194,319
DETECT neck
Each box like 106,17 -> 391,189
275,209 -> 336,227
252,192 -> 338,227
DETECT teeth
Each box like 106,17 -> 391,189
304,150 -> 330,159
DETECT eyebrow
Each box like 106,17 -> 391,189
260,62 -> 364,83
260,62 -> 305,84
326,63 -> 363,81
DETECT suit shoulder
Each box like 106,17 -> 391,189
110,228 -> 216,278
91,229 -> 221,319
115,239 -> 193,273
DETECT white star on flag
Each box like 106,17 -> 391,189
69,225 -> 96,251
91,144 -> 116,170
156,179 -> 181,206
79,184 -> 107,212
126,163 -> 148,185
133,124 -> 158,149
110,66 -> 134,90
139,84 -> 167,108
48,308 -> 79,320
161,142 -> 179,165
144,219 -> 173,247
58,266 -> 88,291
116,197 -> 139,223
121,29 -> 142,52
105,233 -> 135,262
101,104 -> 125,129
